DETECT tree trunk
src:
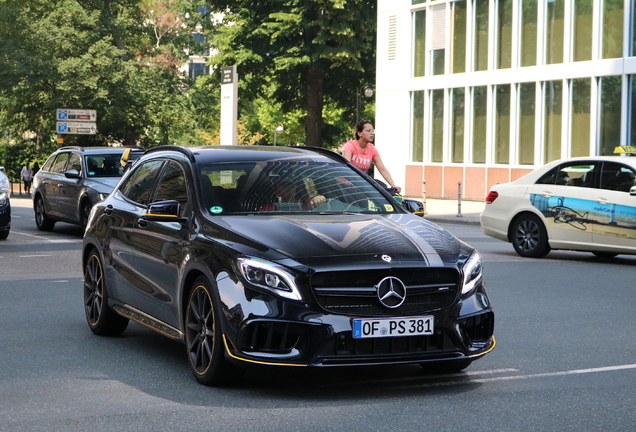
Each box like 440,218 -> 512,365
305,64 -> 325,148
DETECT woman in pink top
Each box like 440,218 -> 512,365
342,121 -> 401,194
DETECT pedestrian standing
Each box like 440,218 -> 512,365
30,162 -> 40,179
342,121 -> 401,194
21,162 -> 31,194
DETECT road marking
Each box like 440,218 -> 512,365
19,254 -> 53,258
9,230 -> 81,243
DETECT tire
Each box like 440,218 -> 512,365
34,197 -> 55,231
421,359 -> 472,374
592,251 -> 619,258
81,200 -> 93,228
185,276 -> 239,386
0,229 -> 8,240
511,214 -> 551,258
84,251 -> 129,336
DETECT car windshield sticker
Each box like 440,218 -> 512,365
210,206 -> 223,214
384,204 -> 394,212
530,194 -> 636,239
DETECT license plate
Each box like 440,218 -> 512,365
352,316 -> 434,339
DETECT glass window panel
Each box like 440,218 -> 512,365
546,0 -> 565,64
473,86 -> 487,163
495,85 -> 511,164
497,0 -> 513,69
571,78 -> 591,157
452,1 -> 467,73
631,76 -> 636,146
544,80 -> 562,163
602,0 -> 623,59
573,0 -> 593,61
413,0 -> 426,4
474,0 -> 489,71
451,88 -> 465,163
414,10 -> 426,77
431,89 -> 445,163
519,82 -> 536,164
599,76 -> 622,155
521,0 -> 538,67
412,91 -> 425,162
432,50 -> 445,75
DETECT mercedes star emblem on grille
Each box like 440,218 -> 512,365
376,276 -> 407,308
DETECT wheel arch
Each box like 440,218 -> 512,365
507,210 -> 549,243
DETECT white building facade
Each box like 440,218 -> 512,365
375,0 -> 636,200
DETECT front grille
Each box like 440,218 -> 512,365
311,268 -> 460,316
242,321 -> 303,353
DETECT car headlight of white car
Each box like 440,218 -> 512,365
461,251 -> 483,296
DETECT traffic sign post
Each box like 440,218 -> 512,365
55,108 -> 98,145
56,109 -> 97,122
56,122 -> 97,135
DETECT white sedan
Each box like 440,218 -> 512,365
480,156 -> 636,258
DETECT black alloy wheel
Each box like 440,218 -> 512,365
84,251 -> 129,335
185,276 -> 238,386
511,214 -> 551,258
34,197 -> 55,231
0,229 -> 8,240
81,200 -> 93,228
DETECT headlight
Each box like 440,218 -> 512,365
461,251 -> 483,296
0,192 -> 7,205
237,257 -> 303,301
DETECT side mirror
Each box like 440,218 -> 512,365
631,186 -> 636,196
143,200 -> 188,223
64,169 -> 81,179
401,198 -> 425,217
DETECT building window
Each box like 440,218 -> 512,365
572,0 -> 593,61
474,0 -> 489,71
413,0 -> 426,4
432,50 -> 446,75
452,1 -> 467,73
521,0 -> 538,67
497,0 -> 513,69
495,85 -> 511,164
599,76 -> 622,155
412,91 -> 425,162
189,62 -> 209,80
519,82 -> 536,164
570,78 -> 591,157
545,0 -> 565,64
631,76 -> 636,146
602,0 -> 623,59
431,89 -> 445,162
544,80 -> 562,163
413,10 -> 426,77
472,86 -> 487,163
451,88 -> 465,163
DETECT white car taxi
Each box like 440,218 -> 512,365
481,153 -> 636,258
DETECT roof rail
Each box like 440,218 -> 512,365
59,146 -> 84,151
292,146 -> 348,164
143,145 -> 196,163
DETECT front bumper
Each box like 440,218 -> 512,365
217,275 -> 495,368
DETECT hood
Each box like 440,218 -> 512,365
85,176 -> 120,193
214,213 -> 465,266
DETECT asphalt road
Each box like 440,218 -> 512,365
1,204 -> 635,431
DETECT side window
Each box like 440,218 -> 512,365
41,155 -> 56,172
536,163 -> 595,187
120,160 -> 164,205
68,153 -> 82,173
154,161 -> 189,216
51,153 -> 70,174
600,162 -> 636,192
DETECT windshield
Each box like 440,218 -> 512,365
198,160 -> 396,215
85,154 -> 125,178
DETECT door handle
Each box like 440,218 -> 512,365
540,191 -> 553,198
596,198 -> 610,205
57,184 -> 64,187
137,218 -> 148,228
104,205 -> 114,215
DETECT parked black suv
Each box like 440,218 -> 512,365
32,146 -> 142,230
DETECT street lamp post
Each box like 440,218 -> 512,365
356,87 -> 374,124
273,124 -> 284,146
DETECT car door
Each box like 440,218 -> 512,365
44,152 -> 71,217
590,162 -> 636,252
56,152 -> 83,222
131,159 -> 192,328
101,159 -> 166,306
528,162 -> 598,247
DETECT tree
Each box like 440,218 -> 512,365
202,0 -> 377,148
